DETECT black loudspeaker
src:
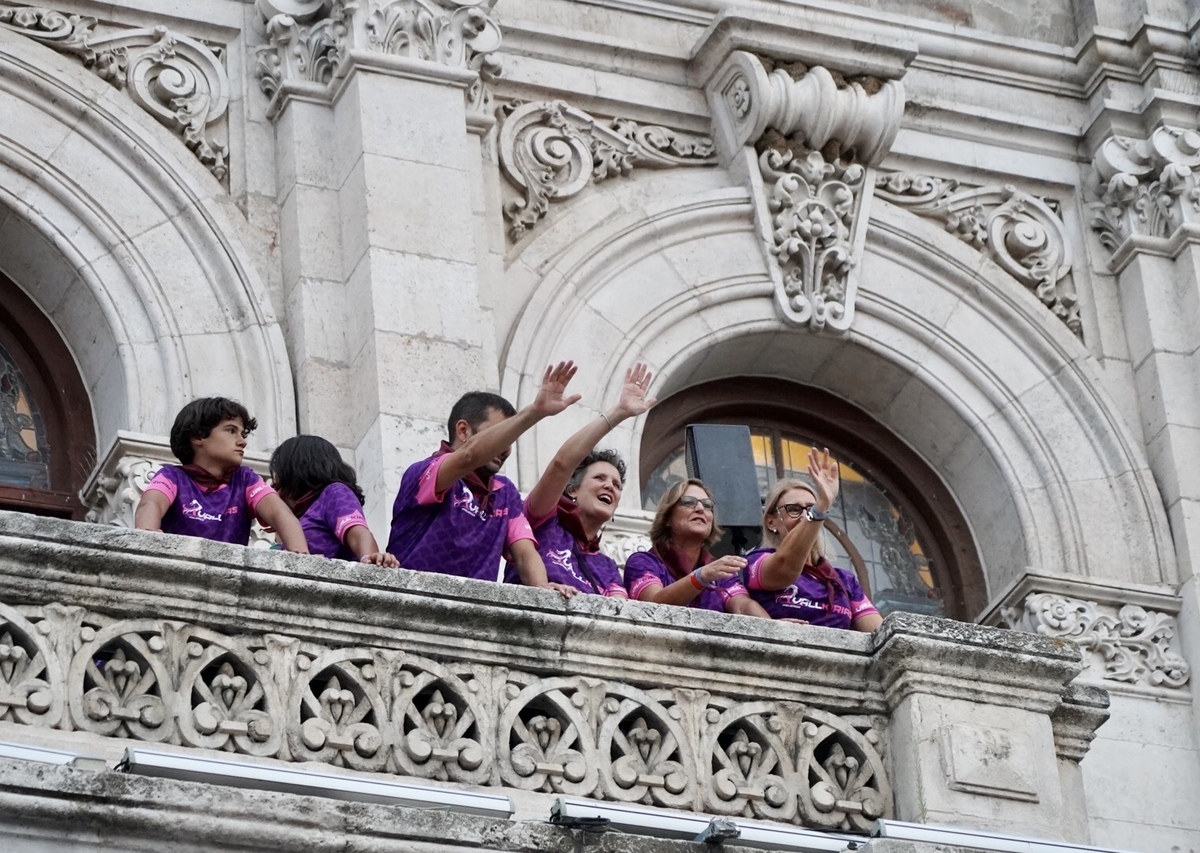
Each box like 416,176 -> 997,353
684,424 -> 763,554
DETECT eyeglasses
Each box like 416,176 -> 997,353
773,502 -> 815,519
677,495 -> 715,511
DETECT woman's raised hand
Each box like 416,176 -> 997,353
699,554 -> 747,584
808,447 -> 840,513
614,362 -> 657,420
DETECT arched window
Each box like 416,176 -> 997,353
640,378 -> 985,621
0,271 -> 95,518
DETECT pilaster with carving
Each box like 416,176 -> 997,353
0,3 -> 230,180
876,173 -> 1080,337
253,0 -> 502,121
705,51 -> 905,332
496,100 -> 717,242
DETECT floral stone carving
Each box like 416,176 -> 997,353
254,0 -> 502,119
497,100 -> 717,242
1001,592 -> 1190,691
875,172 -> 1080,337
1,4 -> 230,180
705,51 -> 905,333
1091,125 -> 1200,256
0,600 -> 892,829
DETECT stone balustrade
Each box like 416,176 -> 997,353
0,511 -> 1107,842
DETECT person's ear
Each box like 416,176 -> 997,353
454,418 -> 473,445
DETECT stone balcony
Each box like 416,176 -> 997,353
0,510 -> 1108,848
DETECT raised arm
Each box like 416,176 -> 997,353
435,361 -> 582,494
756,449 -> 840,590
525,362 -> 656,520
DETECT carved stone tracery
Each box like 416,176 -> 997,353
875,172 -> 1081,337
496,100 -> 717,242
1,4 -> 230,180
0,600 -> 893,829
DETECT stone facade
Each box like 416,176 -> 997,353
1,0 -> 1200,849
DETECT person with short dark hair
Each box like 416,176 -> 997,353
386,362 -> 581,593
135,397 -> 308,552
506,363 -> 656,596
269,435 -> 397,566
624,478 -> 768,617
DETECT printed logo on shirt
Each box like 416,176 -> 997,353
182,499 -> 225,523
451,486 -> 510,521
776,585 -> 851,618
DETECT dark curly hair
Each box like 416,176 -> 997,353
269,435 -> 364,505
169,398 -> 257,464
565,449 -> 627,495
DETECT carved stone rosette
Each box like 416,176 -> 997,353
496,100 -> 717,242
253,0 -> 502,120
1,4 -> 230,180
1091,126 -> 1200,258
706,51 -> 905,333
876,172 -> 1081,337
1001,592 -> 1190,692
0,599 -> 893,829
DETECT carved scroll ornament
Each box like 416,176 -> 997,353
1091,126 -> 1200,254
0,4 -> 230,180
254,0 -> 502,119
706,51 -> 905,333
875,172 -> 1080,337
0,598 -> 892,829
1002,592 -> 1190,691
497,100 -> 717,242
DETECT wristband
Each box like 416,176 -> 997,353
691,567 -> 719,590
804,505 -> 829,522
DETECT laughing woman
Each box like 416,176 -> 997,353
625,479 -> 769,618
743,449 -> 882,631
504,363 -> 656,596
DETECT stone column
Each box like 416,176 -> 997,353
254,0 -> 502,529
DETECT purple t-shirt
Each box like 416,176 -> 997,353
299,482 -> 369,561
143,465 -> 274,546
744,548 -> 879,629
503,502 -> 627,597
624,549 -> 749,613
386,452 -> 535,581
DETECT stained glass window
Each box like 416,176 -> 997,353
0,341 -> 50,489
642,430 -> 944,617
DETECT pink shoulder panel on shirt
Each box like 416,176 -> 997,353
244,474 -> 275,511
851,597 -> 879,618
143,471 -> 179,503
628,574 -> 662,600
334,510 -> 368,541
719,581 -> 750,603
417,455 -> 450,505
743,550 -> 769,590
506,514 -> 536,546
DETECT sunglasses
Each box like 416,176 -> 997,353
677,495 -> 715,511
773,502 -> 815,519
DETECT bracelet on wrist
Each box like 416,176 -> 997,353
691,567 -> 719,590
601,412 -> 615,429
804,505 -> 829,522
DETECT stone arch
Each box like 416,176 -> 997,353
501,176 -> 1175,609
0,29 -> 294,454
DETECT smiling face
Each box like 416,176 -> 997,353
769,485 -> 818,537
191,417 -> 247,474
667,483 -> 715,545
570,460 -> 623,525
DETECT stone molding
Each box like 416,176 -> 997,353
79,431 -> 277,549
0,512 -> 1104,829
875,172 -> 1080,337
253,0 -> 502,121
1090,126 -> 1200,270
597,512 -> 652,567
987,572 -> 1190,700
496,99 -> 716,242
1,2 -> 229,181
703,50 -> 905,333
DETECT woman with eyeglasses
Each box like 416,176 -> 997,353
624,478 -> 769,617
743,449 -> 882,631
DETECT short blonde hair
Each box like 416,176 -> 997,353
761,478 -> 828,560
647,478 -> 724,549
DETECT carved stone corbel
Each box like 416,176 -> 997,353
253,0 -> 502,121
705,51 -> 905,332
497,100 -> 717,242
1,4 -> 230,180
1090,125 -> 1200,264
875,172 -> 1081,337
